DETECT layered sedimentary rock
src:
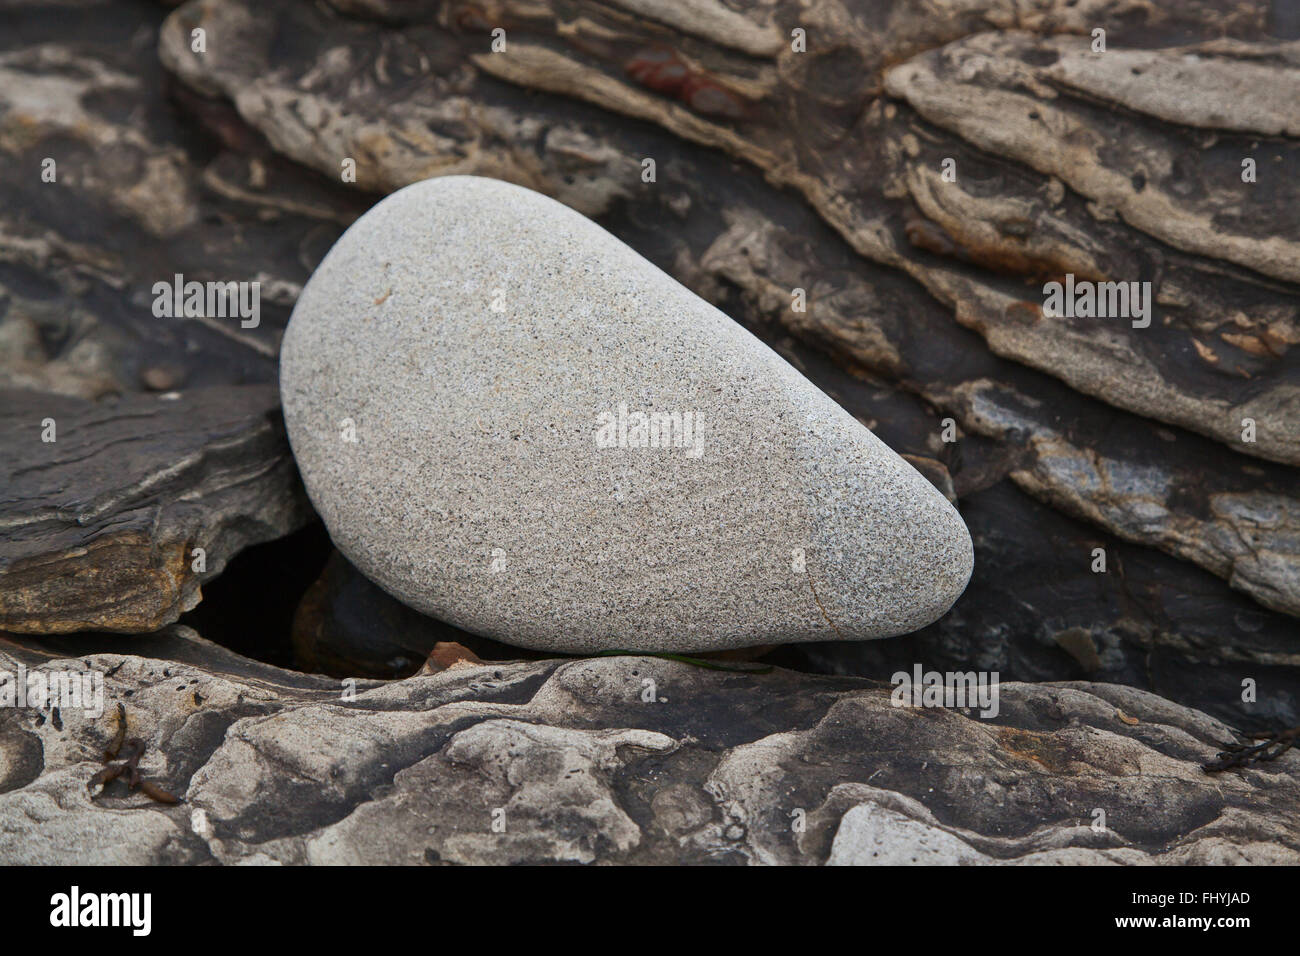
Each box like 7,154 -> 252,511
0,387 -> 312,633
1,628 -> 1296,865
0,0 -> 1295,732
153,0 -> 1300,610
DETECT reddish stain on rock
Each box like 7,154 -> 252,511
626,47 -> 748,120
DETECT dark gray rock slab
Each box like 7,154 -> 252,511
0,387 -> 312,633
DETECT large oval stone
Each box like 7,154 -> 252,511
280,176 -> 972,653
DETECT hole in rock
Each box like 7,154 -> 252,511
180,522 -> 331,670
183,522 -> 550,679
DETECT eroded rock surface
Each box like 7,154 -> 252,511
1,629 -> 1296,865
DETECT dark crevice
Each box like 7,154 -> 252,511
180,521 -> 331,670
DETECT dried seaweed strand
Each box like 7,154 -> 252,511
1203,726 -> 1299,772
87,706 -> 182,804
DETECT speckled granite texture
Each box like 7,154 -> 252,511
280,176 -> 972,652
